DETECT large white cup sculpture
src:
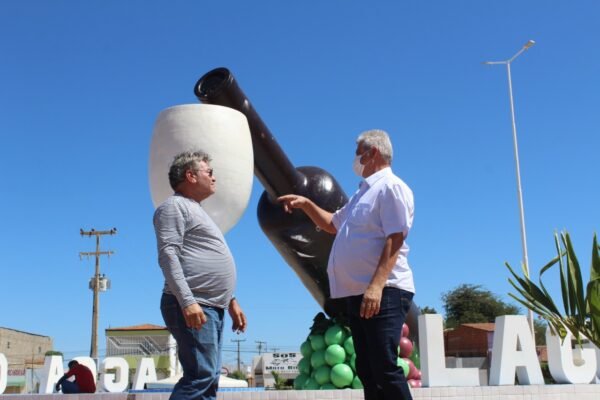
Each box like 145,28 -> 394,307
149,104 -> 253,233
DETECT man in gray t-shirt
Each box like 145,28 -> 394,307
154,150 -> 246,400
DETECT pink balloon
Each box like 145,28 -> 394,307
399,337 -> 413,357
414,369 -> 422,380
408,379 -> 422,388
406,359 -> 418,380
402,323 -> 409,338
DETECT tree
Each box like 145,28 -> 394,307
534,319 -> 547,346
227,370 -> 246,380
420,306 -> 437,314
442,284 -> 520,329
271,371 -> 293,390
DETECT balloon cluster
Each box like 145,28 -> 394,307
398,322 -> 422,388
294,313 -> 422,390
294,318 -> 361,390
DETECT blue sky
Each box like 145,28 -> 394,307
1,1 -> 599,368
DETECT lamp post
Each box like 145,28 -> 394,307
484,40 -> 536,339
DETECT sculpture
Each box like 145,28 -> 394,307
194,68 -> 419,339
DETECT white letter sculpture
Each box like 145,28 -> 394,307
38,355 -> 64,394
418,314 -> 480,387
100,357 -> 129,392
0,353 -> 7,394
149,104 -> 254,234
546,327 -> 597,384
132,357 -> 157,390
584,341 -> 600,382
489,315 -> 543,385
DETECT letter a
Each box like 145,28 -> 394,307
132,357 -> 157,390
489,315 -> 543,385
38,355 -> 64,394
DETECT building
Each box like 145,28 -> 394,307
0,327 -> 53,393
251,352 -> 300,388
105,324 -> 175,381
444,323 -> 495,357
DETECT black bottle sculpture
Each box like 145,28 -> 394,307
194,68 -> 419,338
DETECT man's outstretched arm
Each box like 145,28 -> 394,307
277,194 -> 337,234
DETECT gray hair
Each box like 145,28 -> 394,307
356,129 -> 393,163
168,150 -> 212,191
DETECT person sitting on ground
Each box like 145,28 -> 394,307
55,360 -> 96,394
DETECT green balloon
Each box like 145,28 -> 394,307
330,363 -> 354,388
298,357 -> 311,375
320,383 -> 337,390
301,340 -> 313,358
351,375 -> 363,389
350,353 -> 357,371
310,334 -> 326,351
396,357 -> 409,377
343,336 -> 355,355
324,324 -> 346,345
303,377 -> 320,390
294,373 -> 309,390
325,344 -> 346,366
314,365 -> 331,385
311,349 -> 326,369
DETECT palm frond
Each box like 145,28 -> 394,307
505,231 -> 600,348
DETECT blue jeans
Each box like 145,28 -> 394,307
60,380 -> 80,393
161,293 -> 225,400
347,287 -> 414,400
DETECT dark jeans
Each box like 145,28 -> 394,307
161,293 -> 224,400
347,287 -> 414,400
60,380 -> 80,393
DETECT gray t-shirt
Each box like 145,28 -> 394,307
153,193 -> 236,309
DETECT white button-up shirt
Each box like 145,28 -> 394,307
327,167 -> 415,298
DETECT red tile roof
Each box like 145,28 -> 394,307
461,323 -> 496,332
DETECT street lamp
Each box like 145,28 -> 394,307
484,40 -> 536,339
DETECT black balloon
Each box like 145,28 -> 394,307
194,68 -> 419,340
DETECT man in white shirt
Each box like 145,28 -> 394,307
279,129 -> 415,400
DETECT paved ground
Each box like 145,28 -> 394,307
3,385 -> 600,400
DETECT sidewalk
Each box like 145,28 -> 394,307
2,385 -> 600,400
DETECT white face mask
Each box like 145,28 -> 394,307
352,154 -> 365,177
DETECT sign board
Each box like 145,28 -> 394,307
260,352 -> 301,374
7,369 -> 25,386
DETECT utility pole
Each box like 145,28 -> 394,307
231,338 -> 246,372
255,340 -> 267,355
79,228 -> 117,365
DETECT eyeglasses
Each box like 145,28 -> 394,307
194,168 -> 214,177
